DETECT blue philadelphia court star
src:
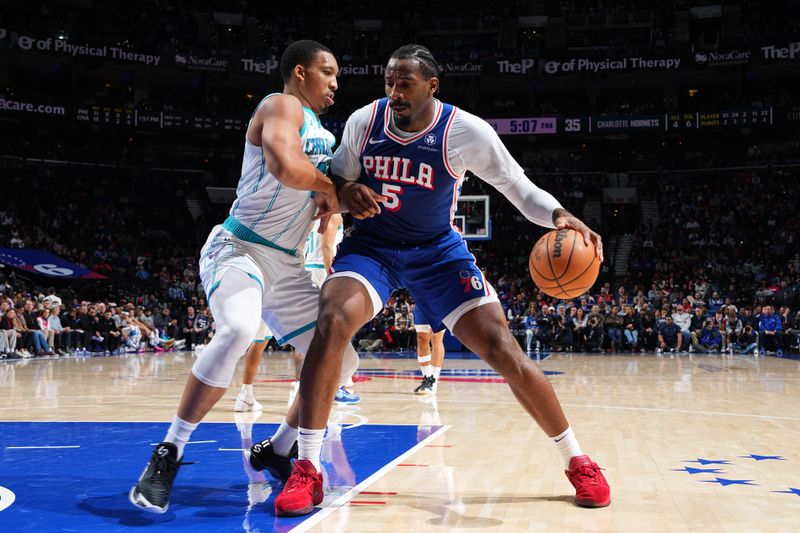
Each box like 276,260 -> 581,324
673,467 -> 724,475
700,477 -> 756,487
683,458 -> 731,465
772,488 -> 800,497
738,454 -> 785,461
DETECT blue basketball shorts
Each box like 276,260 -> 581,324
413,305 -> 444,333
329,230 -> 498,332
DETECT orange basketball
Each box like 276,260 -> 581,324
529,228 -> 600,299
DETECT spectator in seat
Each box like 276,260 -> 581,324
724,307 -> 741,353
393,307 -> 415,350
378,306 -> 397,350
60,307 -> 80,353
671,304 -> 692,351
0,305 -> 22,358
193,307 -> 211,347
42,287 -> 62,309
572,307 -> 588,351
707,291 -> 724,313
36,308 -> 57,353
604,305 -> 624,352
358,315 -> 387,352
586,304 -> 605,329
622,304 -> 639,351
48,306 -> 69,355
758,305 -> 783,355
181,306 -> 199,351
524,307 -> 538,352
733,324 -> 758,354
584,316 -> 604,353
22,302 -> 53,355
689,306 -> 706,351
658,315 -> 682,353
535,307 -> 555,351
154,307 -> 178,340
139,308 -> 155,331
99,309 -> 122,354
552,314 -> 574,352
78,304 -> 101,353
698,321 -> 723,353
638,308 -> 658,351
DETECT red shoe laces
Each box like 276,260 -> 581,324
573,463 -> 601,483
285,469 -> 314,492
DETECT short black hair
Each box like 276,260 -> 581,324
389,44 -> 439,78
280,40 -> 333,82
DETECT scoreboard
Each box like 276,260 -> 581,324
669,108 -> 772,131
1,96 -> 787,136
74,105 -> 245,131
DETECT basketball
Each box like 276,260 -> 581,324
529,228 -> 600,299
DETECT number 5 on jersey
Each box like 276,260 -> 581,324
381,184 -> 403,212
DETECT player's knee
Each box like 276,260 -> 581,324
317,304 -> 359,340
481,330 -> 524,366
218,316 -> 259,351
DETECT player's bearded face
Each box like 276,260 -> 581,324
384,58 -> 437,130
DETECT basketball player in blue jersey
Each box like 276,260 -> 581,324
129,40 -> 361,514
265,44 -> 611,516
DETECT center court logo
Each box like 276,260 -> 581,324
0,486 -> 16,512
424,133 -> 437,146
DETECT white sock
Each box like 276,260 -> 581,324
432,366 -> 442,381
164,415 -> 198,458
298,427 -> 326,471
420,364 -> 433,377
271,419 -> 298,457
241,384 -> 253,398
552,426 -> 584,468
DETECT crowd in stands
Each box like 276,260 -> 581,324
0,288 -> 193,359
3,159 -> 800,360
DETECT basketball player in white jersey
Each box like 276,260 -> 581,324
129,40 -> 359,514
232,214 -> 348,413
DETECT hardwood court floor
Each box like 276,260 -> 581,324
1,350 -> 799,532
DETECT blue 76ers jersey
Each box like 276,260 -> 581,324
355,98 -> 461,244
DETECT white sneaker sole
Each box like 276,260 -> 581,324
128,486 -> 168,514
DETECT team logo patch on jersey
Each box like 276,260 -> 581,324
424,133 -> 437,146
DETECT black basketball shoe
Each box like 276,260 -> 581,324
129,442 -> 190,513
414,375 -> 436,395
247,438 -> 298,482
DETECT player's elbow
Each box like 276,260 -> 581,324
271,159 -> 306,188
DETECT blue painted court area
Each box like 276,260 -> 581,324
0,421 -> 428,532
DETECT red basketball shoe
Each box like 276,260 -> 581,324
274,459 -> 324,516
565,455 -> 611,508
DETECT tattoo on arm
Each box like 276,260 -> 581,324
552,207 -> 573,225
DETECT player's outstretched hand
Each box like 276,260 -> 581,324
553,210 -> 604,262
340,182 -> 388,220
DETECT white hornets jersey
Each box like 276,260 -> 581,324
304,220 -> 344,269
222,94 -> 336,256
